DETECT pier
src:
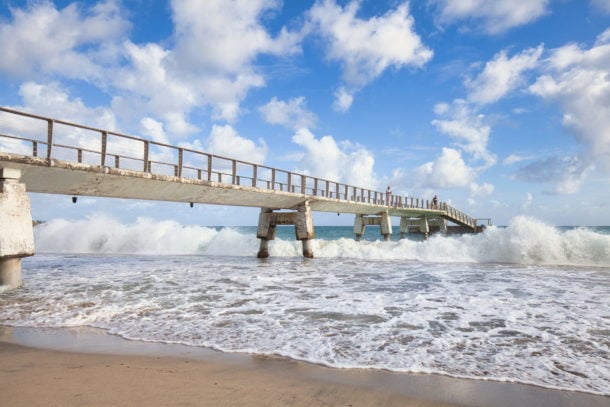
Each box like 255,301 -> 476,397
0,107 -> 489,288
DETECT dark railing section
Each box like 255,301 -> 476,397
0,107 -> 478,229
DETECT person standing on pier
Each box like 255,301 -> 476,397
432,195 -> 438,209
386,186 -> 392,206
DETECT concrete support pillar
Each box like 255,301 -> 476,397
439,218 -> 448,234
419,216 -> 430,240
0,168 -> 35,289
399,216 -> 409,239
353,214 -> 365,241
353,212 -> 392,241
0,258 -> 22,288
380,211 -> 392,241
256,202 -> 314,258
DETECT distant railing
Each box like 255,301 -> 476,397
0,107 -> 477,229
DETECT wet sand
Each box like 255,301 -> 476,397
1,326 -> 608,407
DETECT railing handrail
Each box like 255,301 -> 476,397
0,106 -> 480,228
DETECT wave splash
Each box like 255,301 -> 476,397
35,215 -> 610,266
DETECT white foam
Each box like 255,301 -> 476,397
34,215 -> 610,267
2,253 -> 609,395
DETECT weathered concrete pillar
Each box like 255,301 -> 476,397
353,212 -> 392,241
256,202 -> 314,258
380,211 -> 392,242
256,208 -> 275,258
419,216 -> 430,240
439,218 -> 448,234
399,216 -> 409,239
353,214 -> 365,241
296,202 -> 314,258
0,168 -> 35,289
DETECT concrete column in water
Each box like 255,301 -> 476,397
380,211 -> 392,241
419,216 -> 430,240
256,202 -> 315,258
256,208 -> 275,258
0,168 -> 35,289
399,216 -> 409,239
353,212 -> 392,241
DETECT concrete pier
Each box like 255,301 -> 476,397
0,168 -> 35,289
399,216 -> 409,239
419,216 -> 430,239
256,202 -> 315,258
354,212 -> 392,241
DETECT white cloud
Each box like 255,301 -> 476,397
431,0 -> 550,34
291,128 -> 377,189
333,87 -> 354,112
0,0 -> 304,137
140,117 -> 169,144
17,82 -> 117,130
469,182 -> 494,197
503,154 -> 529,166
591,0 -> 610,14
0,0 -> 129,79
514,155 -> 593,195
259,97 -> 317,130
467,46 -> 543,105
206,124 -> 267,165
170,0 -> 302,121
529,32 -> 610,175
431,99 -> 497,168
308,0 -> 432,110
413,147 -> 476,189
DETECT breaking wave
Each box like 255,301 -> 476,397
34,215 -> 610,267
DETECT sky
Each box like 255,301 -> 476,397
1,0 -> 609,227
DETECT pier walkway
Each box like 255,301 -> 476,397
0,107 -> 489,288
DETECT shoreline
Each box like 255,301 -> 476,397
1,325 -> 608,407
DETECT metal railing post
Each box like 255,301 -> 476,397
46,119 -> 53,159
252,165 -> 257,188
271,168 -> 276,190
177,148 -> 183,177
101,131 -> 108,166
143,140 -> 149,172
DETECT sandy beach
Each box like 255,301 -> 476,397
1,326 -> 608,407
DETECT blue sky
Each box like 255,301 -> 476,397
1,0 -> 609,226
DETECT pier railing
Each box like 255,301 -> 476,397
0,107 -> 478,229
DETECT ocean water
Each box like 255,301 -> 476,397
0,216 -> 609,395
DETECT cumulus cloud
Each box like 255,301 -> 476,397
259,97 -> 317,130
291,128 -> 377,189
470,182 -> 494,197
308,0 -> 432,110
431,0 -> 550,34
206,124 -> 267,164
0,0 -> 304,139
413,147 -> 476,189
17,82 -> 117,130
431,99 -> 497,168
333,87 -> 355,112
514,155 -> 593,194
467,46 -> 543,105
170,0 -> 301,121
0,0 -> 129,79
529,30 -> 610,177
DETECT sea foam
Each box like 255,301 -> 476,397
34,215 -> 610,267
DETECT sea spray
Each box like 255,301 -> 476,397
35,215 -> 610,267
